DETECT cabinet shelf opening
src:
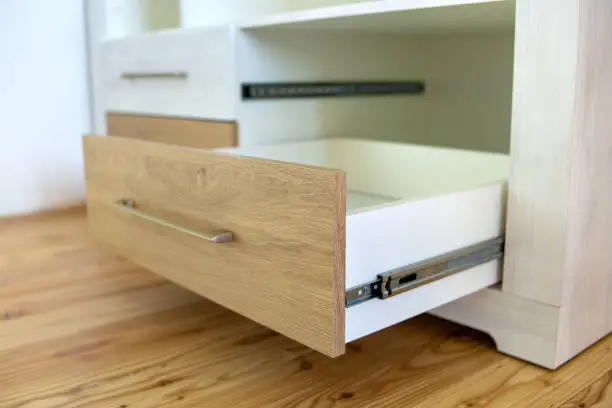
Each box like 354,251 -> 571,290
237,13 -> 516,154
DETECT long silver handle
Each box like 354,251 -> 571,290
120,71 -> 188,80
115,199 -> 233,243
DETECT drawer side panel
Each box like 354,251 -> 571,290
345,183 -> 506,342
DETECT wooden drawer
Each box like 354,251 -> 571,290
102,26 -> 236,120
83,135 -> 509,357
107,113 -> 238,149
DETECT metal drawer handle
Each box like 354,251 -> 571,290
120,71 -> 188,80
115,199 -> 233,243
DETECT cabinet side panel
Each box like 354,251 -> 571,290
502,0 -> 580,306
557,0 -> 612,366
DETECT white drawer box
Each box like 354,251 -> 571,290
103,26 -> 236,120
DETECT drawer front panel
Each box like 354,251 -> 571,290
107,113 -> 238,149
83,135 -> 346,357
103,27 -> 236,120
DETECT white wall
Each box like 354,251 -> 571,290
0,0 -> 91,216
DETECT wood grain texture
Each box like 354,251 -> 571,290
107,112 -> 238,149
82,135 -> 346,357
412,335 -> 612,408
4,208 -> 612,407
559,372 -> 612,408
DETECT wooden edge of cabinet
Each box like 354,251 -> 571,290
82,134 -> 346,357
106,112 -> 238,149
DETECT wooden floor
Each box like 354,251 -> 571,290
2,208 -> 612,408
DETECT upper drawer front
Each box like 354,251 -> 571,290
107,113 -> 238,149
103,27 -> 236,120
83,135 -> 346,357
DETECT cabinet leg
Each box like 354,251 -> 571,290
430,286 -> 561,369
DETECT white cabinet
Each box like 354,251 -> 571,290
90,0 -> 612,369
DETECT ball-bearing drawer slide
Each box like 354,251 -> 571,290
345,237 -> 504,307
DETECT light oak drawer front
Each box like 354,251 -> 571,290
107,113 -> 238,149
103,26 -> 235,120
83,135 -> 346,357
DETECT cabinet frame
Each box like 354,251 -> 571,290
85,0 -> 612,369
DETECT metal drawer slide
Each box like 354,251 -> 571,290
345,237 -> 504,307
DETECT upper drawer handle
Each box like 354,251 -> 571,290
120,71 -> 188,80
115,199 -> 233,243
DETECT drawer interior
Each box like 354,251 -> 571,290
219,138 -> 508,212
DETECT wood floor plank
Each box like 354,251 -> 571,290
2,208 -> 612,408
409,331 -> 612,408
412,358 -> 544,408
559,371 -> 612,407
